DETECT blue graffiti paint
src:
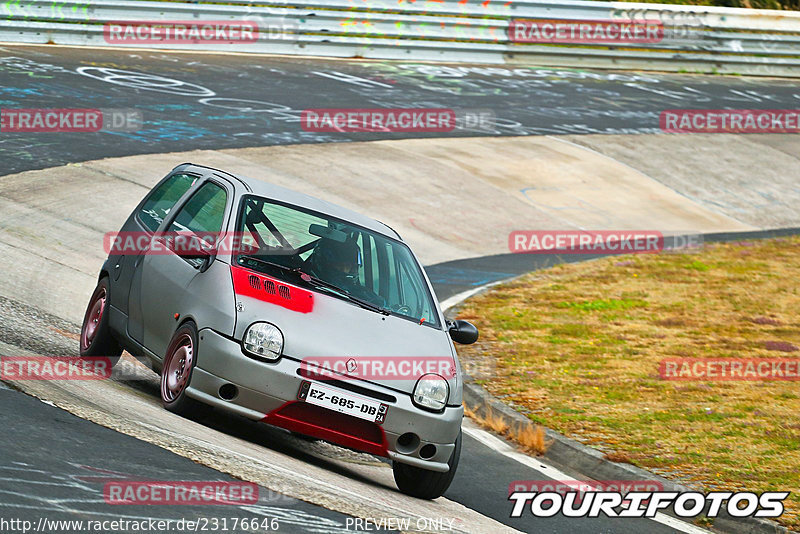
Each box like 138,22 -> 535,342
0,87 -> 43,97
139,104 -> 194,112
103,120 -> 220,143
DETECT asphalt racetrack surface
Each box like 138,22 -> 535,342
0,384 -> 387,534
2,45 -> 800,176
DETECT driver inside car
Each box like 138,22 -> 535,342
305,238 -> 386,307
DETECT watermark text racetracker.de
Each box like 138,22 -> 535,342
660,358 -> 800,381
510,480 -> 664,503
509,489 -> 789,519
1,355 -> 154,381
103,231 -> 259,257
510,18 -> 663,44
104,20 -> 297,43
104,481 -> 258,505
300,108 -> 495,133
2,356 -> 112,381
0,108 -> 143,133
301,356 -> 456,381
661,109 -> 800,133
509,230 -> 703,254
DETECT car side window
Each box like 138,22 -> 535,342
138,173 -> 196,232
168,181 -> 227,235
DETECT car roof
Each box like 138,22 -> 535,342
193,164 -> 401,241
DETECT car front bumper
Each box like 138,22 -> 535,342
186,328 -> 463,472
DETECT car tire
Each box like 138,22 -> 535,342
392,430 -> 462,499
160,322 -> 205,417
79,276 -> 122,364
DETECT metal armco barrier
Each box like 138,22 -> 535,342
1,0 -> 799,76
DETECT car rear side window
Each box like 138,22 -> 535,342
168,181 -> 227,235
138,173 -> 196,232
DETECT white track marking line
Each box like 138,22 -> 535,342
441,282 -> 506,314
653,513 -> 714,534
0,477 -> 79,487
461,422 -> 710,534
0,465 -> 49,473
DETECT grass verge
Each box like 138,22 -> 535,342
456,236 -> 800,529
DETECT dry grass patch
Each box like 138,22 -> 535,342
464,404 -> 551,455
456,237 -> 800,529
514,422 -> 550,455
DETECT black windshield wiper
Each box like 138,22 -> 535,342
298,272 -> 390,316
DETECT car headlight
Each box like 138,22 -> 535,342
242,322 -> 283,361
413,373 -> 449,411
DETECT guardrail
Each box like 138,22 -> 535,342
1,0 -> 799,76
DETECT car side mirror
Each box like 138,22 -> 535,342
448,319 -> 479,345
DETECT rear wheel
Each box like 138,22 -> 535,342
161,322 -> 205,417
79,276 -> 122,363
392,430 -> 462,499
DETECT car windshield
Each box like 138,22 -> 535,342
234,195 -> 441,328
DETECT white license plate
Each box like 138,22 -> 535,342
298,381 -> 387,424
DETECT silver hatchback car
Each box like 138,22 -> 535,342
80,164 -> 478,499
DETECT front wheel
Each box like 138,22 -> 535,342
392,430 -> 462,499
161,322 -> 205,417
80,276 -> 122,362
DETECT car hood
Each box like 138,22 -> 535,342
231,268 -> 459,398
